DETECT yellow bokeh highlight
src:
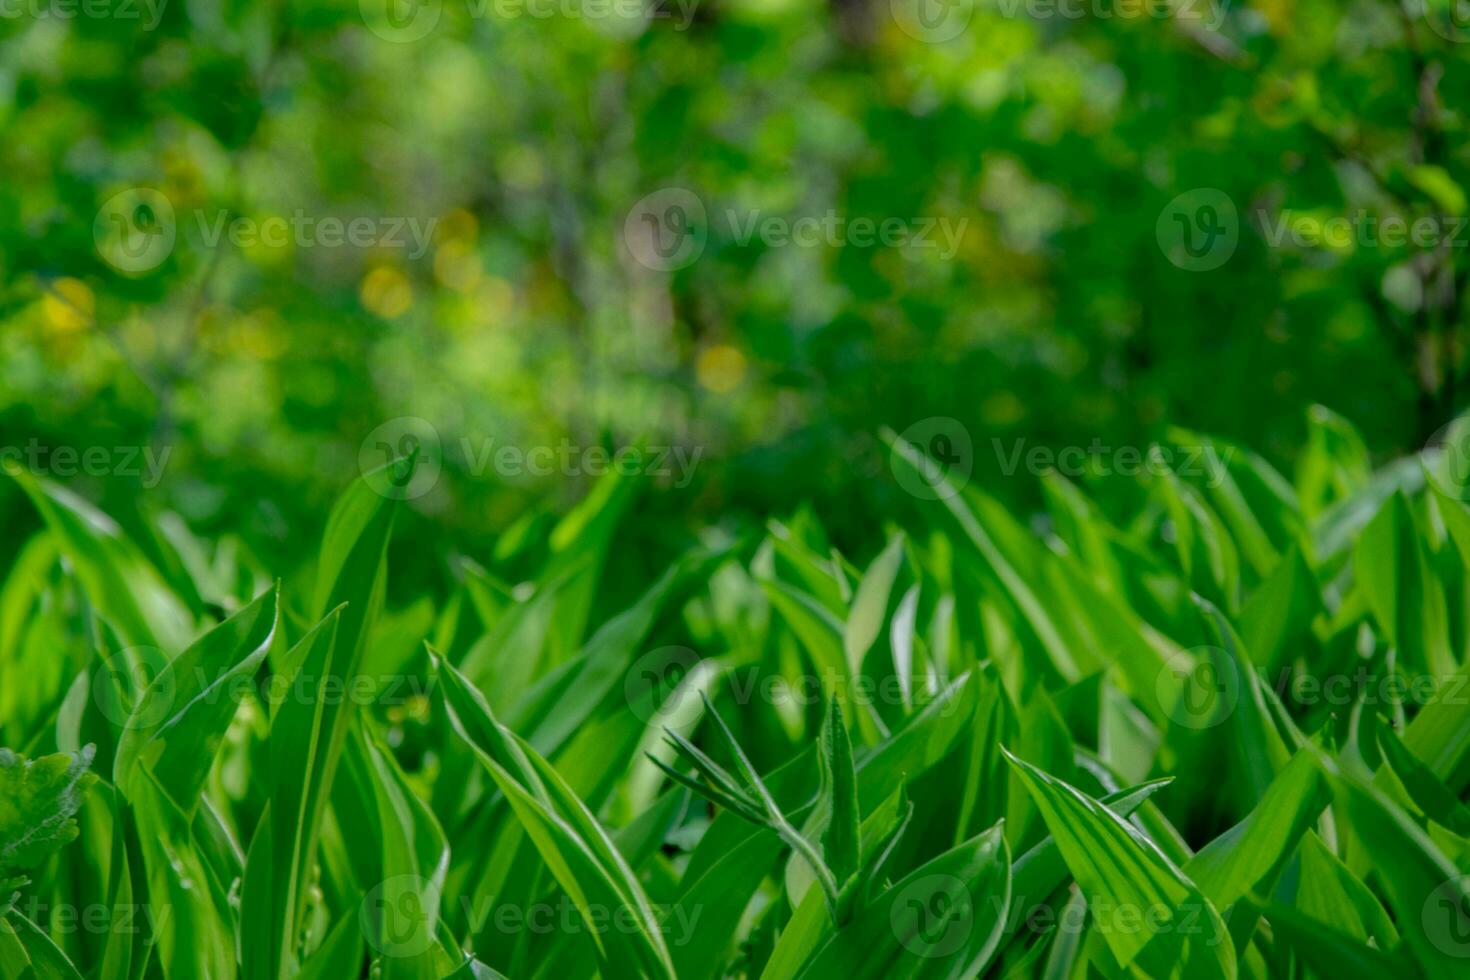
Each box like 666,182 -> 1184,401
360,266 -> 414,318
435,240 -> 482,292
436,208 -> 478,247
478,276 -> 515,320
696,344 -> 747,394
43,278 -> 95,334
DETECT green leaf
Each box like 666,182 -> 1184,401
132,764 -> 237,980
763,784 -> 913,980
818,697 -> 860,890
344,724 -> 450,980
1378,728 -> 1470,835
1238,546 -> 1321,673
1313,748 -> 1470,979
1355,492 -> 1455,678
1003,750 -> 1236,980
1252,900 -> 1405,980
1292,831 -> 1398,948
435,652 -> 676,979
844,532 -> 906,675
113,585 -> 280,808
1183,746 -> 1327,954
240,607 -> 345,980
795,822 -> 1011,980
294,913 -> 365,980
1183,747 -> 1327,912
0,746 -> 97,876
884,429 -> 1080,682
312,454 -> 405,681
0,907 -> 85,980
1314,455 -> 1427,560
3,464 -> 192,652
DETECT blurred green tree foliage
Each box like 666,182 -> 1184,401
1,0 -> 1467,568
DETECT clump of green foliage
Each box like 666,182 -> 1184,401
4,408 -> 1470,978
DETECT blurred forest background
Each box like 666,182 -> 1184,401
3,0 -> 1470,589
